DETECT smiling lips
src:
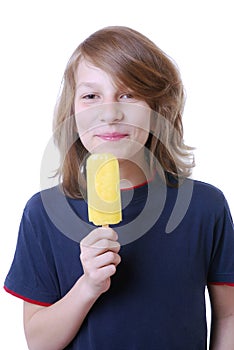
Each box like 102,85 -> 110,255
96,132 -> 128,141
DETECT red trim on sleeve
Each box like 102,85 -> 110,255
208,282 -> 234,286
3,286 -> 53,306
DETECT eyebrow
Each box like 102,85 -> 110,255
76,82 -> 101,90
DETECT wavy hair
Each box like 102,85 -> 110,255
53,26 -> 194,198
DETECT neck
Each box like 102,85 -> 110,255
118,153 -> 151,189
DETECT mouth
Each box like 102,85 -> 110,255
96,132 -> 129,141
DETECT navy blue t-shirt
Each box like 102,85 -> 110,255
4,175 -> 234,349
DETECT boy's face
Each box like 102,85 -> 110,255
74,59 -> 151,162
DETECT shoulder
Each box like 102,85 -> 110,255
192,179 -> 225,201
188,178 -> 230,218
166,175 -> 226,212
163,176 -> 229,234
192,178 -> 225,199
25,190 -> 45,210
22,186 -> 90,242
23,186 -> 62,222
165,172 -> 225,204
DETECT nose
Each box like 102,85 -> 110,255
98,102 -> 124,123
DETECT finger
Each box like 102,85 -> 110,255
95,251 -> 121,268
80,240 -> 120,264
91,238 -> 121,252
81,227 -> 118,247
96,264 -> 117,280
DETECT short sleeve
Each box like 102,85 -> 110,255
4,205 -> 60,305
207,196 -> 234,284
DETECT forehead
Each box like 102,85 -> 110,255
76,59 -> 109,82
76,58 -> 124,90
77,59 -> 102,75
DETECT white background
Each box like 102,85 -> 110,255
1,0 -> 233,348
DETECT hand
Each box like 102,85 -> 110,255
80,226 -> 121,298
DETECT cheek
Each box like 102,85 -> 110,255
138,129 -> 150,145
129,107 -> 151,144
75,106 -> 95,135
122,103 -> 151,128
75,118 -> 87,136
75,111 -> 92,151
76,122 -> 96,153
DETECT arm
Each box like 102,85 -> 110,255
208,284 -> 234,350
24,227 -> 121,350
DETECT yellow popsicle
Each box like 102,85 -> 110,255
86,153 -> 122,226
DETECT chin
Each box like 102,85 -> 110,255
88,139 -> 145,160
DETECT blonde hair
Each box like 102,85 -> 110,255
53,26 -> 194,198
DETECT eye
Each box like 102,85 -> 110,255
82,94 -> 99,100
120,93 -> 134,100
